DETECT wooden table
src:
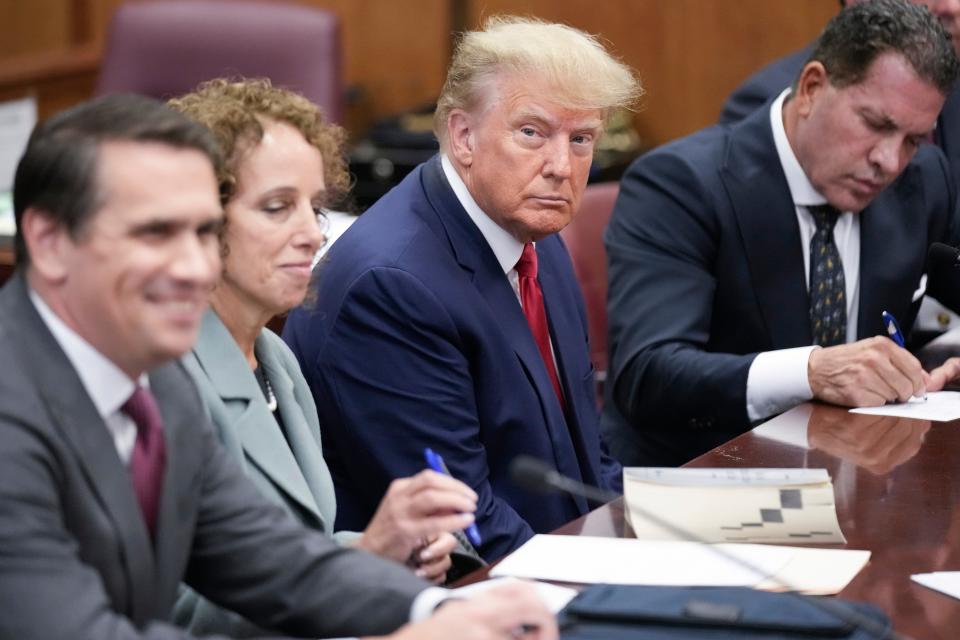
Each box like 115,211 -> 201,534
464,403 -> 960,639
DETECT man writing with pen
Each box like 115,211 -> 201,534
602,0 -> 960,468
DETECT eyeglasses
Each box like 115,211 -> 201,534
316,209 -> 331,250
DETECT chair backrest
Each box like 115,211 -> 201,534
96,0 -> 342,123
560,181 -> 619,398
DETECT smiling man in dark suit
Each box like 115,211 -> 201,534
603,0 -> 960,467
283,16 -> 641,561
0,93 -> 557,640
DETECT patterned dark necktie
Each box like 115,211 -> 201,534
516,243 -> 566,411
121,385 -> 166,537
808,205 -> 847,347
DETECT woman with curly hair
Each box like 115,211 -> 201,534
169,78 -> 480,637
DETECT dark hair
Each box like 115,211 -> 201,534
807,0 -> 959,94
12,93 -> 222,265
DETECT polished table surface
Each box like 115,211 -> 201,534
464,402 -> 960,639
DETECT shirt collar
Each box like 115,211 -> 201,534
770,89 -> 828,208
28,287 -> 142,419
441,154 -> 525,274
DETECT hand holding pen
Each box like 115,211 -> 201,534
882,310 -> 926,402
354,462 -> 478,583
807,317 -> 928,407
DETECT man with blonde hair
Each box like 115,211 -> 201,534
285,16 -> 641,560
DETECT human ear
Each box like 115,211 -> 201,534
794,61 -> 829,118
447,109 -> 476,167
20,207 -> 71,284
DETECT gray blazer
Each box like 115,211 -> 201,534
175,310 -> 361,636
0,274 -> 428,639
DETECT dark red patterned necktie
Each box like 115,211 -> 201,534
516,243 -> 566,411
121,386 -> 166,537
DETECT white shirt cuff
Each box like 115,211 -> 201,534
409,586 -> 452,622
746,346 -> 817,422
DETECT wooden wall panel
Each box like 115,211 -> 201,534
0,1 -> 74,57
467,0 -> 839,147
0,0 -> 841,145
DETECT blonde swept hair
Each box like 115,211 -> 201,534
433,15 -> 642,149
169,77 -> 349,206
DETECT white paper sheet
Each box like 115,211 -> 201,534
490,535 -> 869,595
0,97 -> 36,192
850,391 -> 960,421
911,572 -> 960,600
450,576 -> 578,613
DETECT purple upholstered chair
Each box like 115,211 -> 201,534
560,181 -> 619,405
96,0 -> 343,123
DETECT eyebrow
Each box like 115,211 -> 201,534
512,109 -> 603,133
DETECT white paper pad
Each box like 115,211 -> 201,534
850,391 -> 960,421
624,467 -> 845,544
450,576 -> 578,613
625,467 -> 829,487
0,191 -> 12,237
0,97 -> 36,192
489,535 -> 870,594
911,572 -> 960,600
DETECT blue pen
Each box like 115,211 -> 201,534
881,310 -> 906,347
423,448 -> 482,547
882,310 -> 926,401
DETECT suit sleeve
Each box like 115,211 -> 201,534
183,412 -> 428,638
605,152 -> 756,435
310,267 -> 535,561
0,395 -> 246,640
923,149 -> 960,315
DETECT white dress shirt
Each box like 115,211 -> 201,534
29,287 -> 142,463
745,90 -> 861,422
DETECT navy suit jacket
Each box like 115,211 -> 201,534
283,156 -> 622,561
602,104 -> 960,467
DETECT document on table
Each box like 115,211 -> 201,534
490,535 -> 870,595
450,576 -> 578,613
850,391 -> 960,421
911,572 -> 960,600
623,467 -> 846,544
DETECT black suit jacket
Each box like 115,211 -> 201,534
0,274 -> 428,639
602,105 -> 960,467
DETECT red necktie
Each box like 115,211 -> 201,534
516,243 -> 566,411
121,386 -> 166,537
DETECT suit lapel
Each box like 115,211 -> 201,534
191,312 -> 324,525
856,180 -> 922,338
256,333 -> 336,526
3,276 -> 156,621
420,159 -> 587,508
721,111 -> 812,348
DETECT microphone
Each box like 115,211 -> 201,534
509,455 -> 904,640
928,242 -> 960,268
511,456 -> 618,505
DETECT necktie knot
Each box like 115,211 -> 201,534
122,386 -> 163,445
516,243 -> 538,279
810,204 -> 840,235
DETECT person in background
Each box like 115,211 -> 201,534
283,16 -> 641,561
0,91 -> 556,640
603,0 -> 960,467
